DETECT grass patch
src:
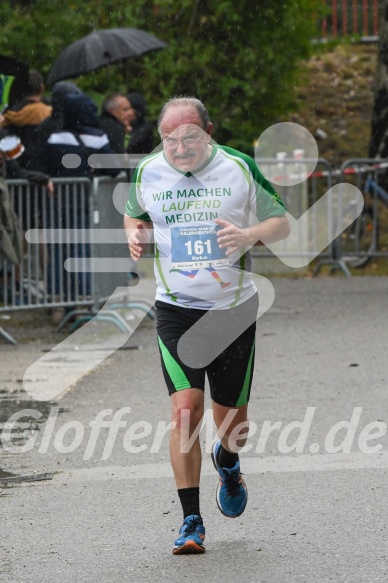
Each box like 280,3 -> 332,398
288,42 -> 376,166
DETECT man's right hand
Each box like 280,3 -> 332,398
127,221 -> 150,260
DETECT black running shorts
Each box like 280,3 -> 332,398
156,293 -> 258,407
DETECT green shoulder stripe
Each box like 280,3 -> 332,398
218,145 -> 286,219
125,151 -> 162,221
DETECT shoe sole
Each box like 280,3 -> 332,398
172,540 -> 206,555
211,445 -> 248,519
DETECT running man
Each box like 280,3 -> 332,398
124,97 -> 290,554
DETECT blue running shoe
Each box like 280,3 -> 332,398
211,439 -> 248,518
173,515 -> 206,555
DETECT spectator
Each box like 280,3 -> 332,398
36,93 -> 120,322
36,93 -> 120,179
0,129 -> 53,229
368,82 -> 388,191
99,92 -> 132,153
368,82 -> 388,159
0,167 -> 22,267
33,81 -> 82,164
0,131 -> 53,304
126,92 -> 154,155
0,70 -> 52,169
0,131 -> 53,193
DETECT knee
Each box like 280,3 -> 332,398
172,397 -> 204,433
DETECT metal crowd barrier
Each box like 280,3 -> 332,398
314,159 -> 388,276
0,178 -> 93,343
0,175 -> 155,345
253,158 -> 334,272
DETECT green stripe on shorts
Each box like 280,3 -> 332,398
157,335 -> 191,391
236,339 -> 255,406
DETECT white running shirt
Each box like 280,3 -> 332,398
126,144 -> 286,309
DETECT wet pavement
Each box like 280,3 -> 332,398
0,312 -> 61,482
0,286 -> 154,481
1,276 -> 388,582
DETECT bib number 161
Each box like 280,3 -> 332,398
184,239 -> 212,255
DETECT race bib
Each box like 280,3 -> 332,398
171,225 -> 229,269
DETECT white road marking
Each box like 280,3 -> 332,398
50,451 -> 388,485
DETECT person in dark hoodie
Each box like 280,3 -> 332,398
37,92 -> 119,179
32,81 -> 82,168
36,93 -> 120,315
126,92 -> 154,155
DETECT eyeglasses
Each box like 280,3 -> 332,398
163,135 -> 204,149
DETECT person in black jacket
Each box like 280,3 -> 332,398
37,92 -> 120,179
36,93 -> 120,309
0,143 -> 52,264
126,92 -> 154,155
32,81 -> 82,168
0,128 -> 53,229
99,92 -> 132,154
0,145 -> 53,192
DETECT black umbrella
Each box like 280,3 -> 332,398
47,28 -> 167,85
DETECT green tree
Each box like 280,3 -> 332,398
140,0 -> 320,151
0,0 -> 320,153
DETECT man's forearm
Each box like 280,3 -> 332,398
246,215 -> 290,247
124,214 -> 154,241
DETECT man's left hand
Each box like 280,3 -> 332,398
215,218 -> 249,256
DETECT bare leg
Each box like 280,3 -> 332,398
212,401 -> 249,453
170,388 -> 205,488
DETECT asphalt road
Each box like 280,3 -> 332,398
1,276 -> 388,583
